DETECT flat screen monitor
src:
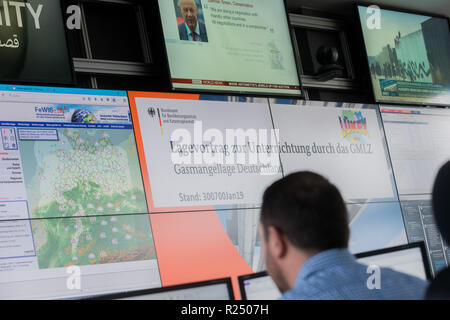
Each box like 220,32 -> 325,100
157,0 -> 301,96
356,242 -> 432,281
128,91 -> 282,213
357,5 -> 450,106
238,272 -> 281,300
380,105 -> 450,198
269,99 -> 398,204
0,1 -> 74,84
0,85 -> 160,299
90,278 -> 234,300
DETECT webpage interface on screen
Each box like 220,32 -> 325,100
158,0 -> 301,95
0,85 -> 161,299
120,283 -> 231,300
381,106 -> 450,275
357,247 -> 428,280
242,275 -> 280,300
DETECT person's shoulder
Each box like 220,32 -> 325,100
281,286 -> 321,300
379,267 -> 428,298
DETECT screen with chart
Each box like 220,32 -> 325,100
157,0 -> 301,95
357,5 -> 450,105
0,85 -> 160,299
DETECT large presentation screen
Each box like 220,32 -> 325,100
157,0 -> 301,95
0,85 -> 160,299
129,92 -> 282,213
270,100 -> 408,254
357,5 -> 450,105
270,100 -> 398,203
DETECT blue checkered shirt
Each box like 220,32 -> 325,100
281,249 -> 428,300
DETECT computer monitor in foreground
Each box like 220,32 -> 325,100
356,242 -> 432,281
238,272 -> 281,300
91,278 -> 234,300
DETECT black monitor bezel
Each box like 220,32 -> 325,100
354,2 -> 450,108
86,277 -> 235,300
355,241 -> 433,280
155,0 -> 304,99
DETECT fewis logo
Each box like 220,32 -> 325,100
338,111 -> 370,144
35,105 -> 68,115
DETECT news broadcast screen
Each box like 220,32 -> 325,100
157,0 -> 301,96
357,5 -> 450,106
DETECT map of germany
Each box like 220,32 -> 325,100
18,128 -> 155,269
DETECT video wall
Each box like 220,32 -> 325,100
1,84 -> 449,300
0,1 -> 449,301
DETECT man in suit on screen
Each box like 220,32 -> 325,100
177,0 -> 208,42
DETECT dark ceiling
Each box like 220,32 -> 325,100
286,0 -> 450,18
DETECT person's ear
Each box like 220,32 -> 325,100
267,226 -> 287,259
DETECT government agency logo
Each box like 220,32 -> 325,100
148,107 -> 156,118
338,110 -> 370,144
147,107 -> 163,136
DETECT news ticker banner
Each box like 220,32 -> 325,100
158,0 -> 300,95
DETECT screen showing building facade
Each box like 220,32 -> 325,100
358,5 -> 450,105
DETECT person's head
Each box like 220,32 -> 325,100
259,171 -> 349,293
178,0 -> 198,32
432,161 -> 450,245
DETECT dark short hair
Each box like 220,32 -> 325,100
261,171 -> 349,251
432,161 -> 450,245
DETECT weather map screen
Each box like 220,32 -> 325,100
158,0 -> 301,95
0,85 -> 161,299
357,5 -> 450,105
